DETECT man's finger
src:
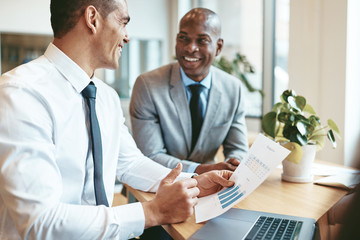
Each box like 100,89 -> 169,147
226,163 -> 237,171
228,158 -> 240,166
191,197 -> 199,207
180,178 -> 198,189
162,163 -> 183,184
211,173 -> 235,188
187,186 -> 200,198
221,170 -> 234,180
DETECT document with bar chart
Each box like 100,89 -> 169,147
194,134 -> 290,223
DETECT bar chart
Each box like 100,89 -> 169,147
217,185 -> 245,209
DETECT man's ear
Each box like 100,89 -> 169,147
215,38 -> 224,56
84,5 -> 100,34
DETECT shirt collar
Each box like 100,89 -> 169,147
180,67 -> 212,90
44,43 -> 92,93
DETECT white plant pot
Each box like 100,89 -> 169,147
281,145 -> 317,183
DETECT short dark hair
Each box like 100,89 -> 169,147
50,0 -> 118,38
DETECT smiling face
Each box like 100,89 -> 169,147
175,9 -> 223,82
94,0 -> 130,69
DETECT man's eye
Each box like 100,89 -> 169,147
198,39 -> 209,44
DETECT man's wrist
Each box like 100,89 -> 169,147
141,201 -> 160,228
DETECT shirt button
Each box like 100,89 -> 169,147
128,233 -> 135,238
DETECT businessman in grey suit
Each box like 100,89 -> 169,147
130,8 -> 248,175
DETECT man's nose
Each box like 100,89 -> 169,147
185,41 -> 199,53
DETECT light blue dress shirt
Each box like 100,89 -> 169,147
180,67 -> 212,118
180,67 -> 212,173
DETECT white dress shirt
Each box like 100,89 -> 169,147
0,43 -> 192,240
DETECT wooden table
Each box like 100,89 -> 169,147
123,162 -> 350,240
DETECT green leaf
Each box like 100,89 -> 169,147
303,104 -> 316,114
305,123 -> 315,135
328,119 -> 341,139
295,114 -> 309,124
309,115 -> 321,126
282,90 -> 296,103
309,126 -> 326,150
295,133 -> 308,146
295,96 -> 306,111
296,121 -> 307,135
283,125 -> 303,145
213,57 -> 232,74
327,130 -> 337,148
309,134 -> 325,151
249,66 -> 255,73
262,111 -> 277,138
272,102 -> 283,112
310,125 -> 326,137
288,96 -> 301,112
232,62 -> 264,97
278,112 -> 293,124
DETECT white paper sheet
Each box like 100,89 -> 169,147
314,173 -> 360,190
194,134 -> 291,223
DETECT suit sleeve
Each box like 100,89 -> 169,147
129,75 -> 197,172
222,83 -> 249,161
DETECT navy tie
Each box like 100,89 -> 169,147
189,84 -> 205,151
82,82 -> 109,207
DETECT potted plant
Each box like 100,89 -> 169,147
261,90 -> 341,182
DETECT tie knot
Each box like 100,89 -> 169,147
82,82 -> 97,99
189,84 -> 205,95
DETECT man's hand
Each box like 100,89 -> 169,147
142,163 -> 200,228
193,170 -> 234,197
195,158 -> 240,174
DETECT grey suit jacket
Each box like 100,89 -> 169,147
130,62 -> 248,172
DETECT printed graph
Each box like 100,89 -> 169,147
245,153 -> 271,179
217,185 -> 245,209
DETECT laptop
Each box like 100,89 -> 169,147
189,208 -> 319,240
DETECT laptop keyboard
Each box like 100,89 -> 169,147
244,216 -> 303,240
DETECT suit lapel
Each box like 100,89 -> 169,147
169,63 -> 192,152
193,69 -> 222,153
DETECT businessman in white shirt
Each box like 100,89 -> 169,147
0,0 -> 234,239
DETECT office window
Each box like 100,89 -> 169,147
274,0 -> 290,103
191,0 -> 264,118
104,39 -> 162,98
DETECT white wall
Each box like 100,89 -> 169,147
0,0 -> 52,35
289,0 -> 360,167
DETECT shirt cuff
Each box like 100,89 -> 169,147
113,202 -> 145,239
186,162 -> 200,173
